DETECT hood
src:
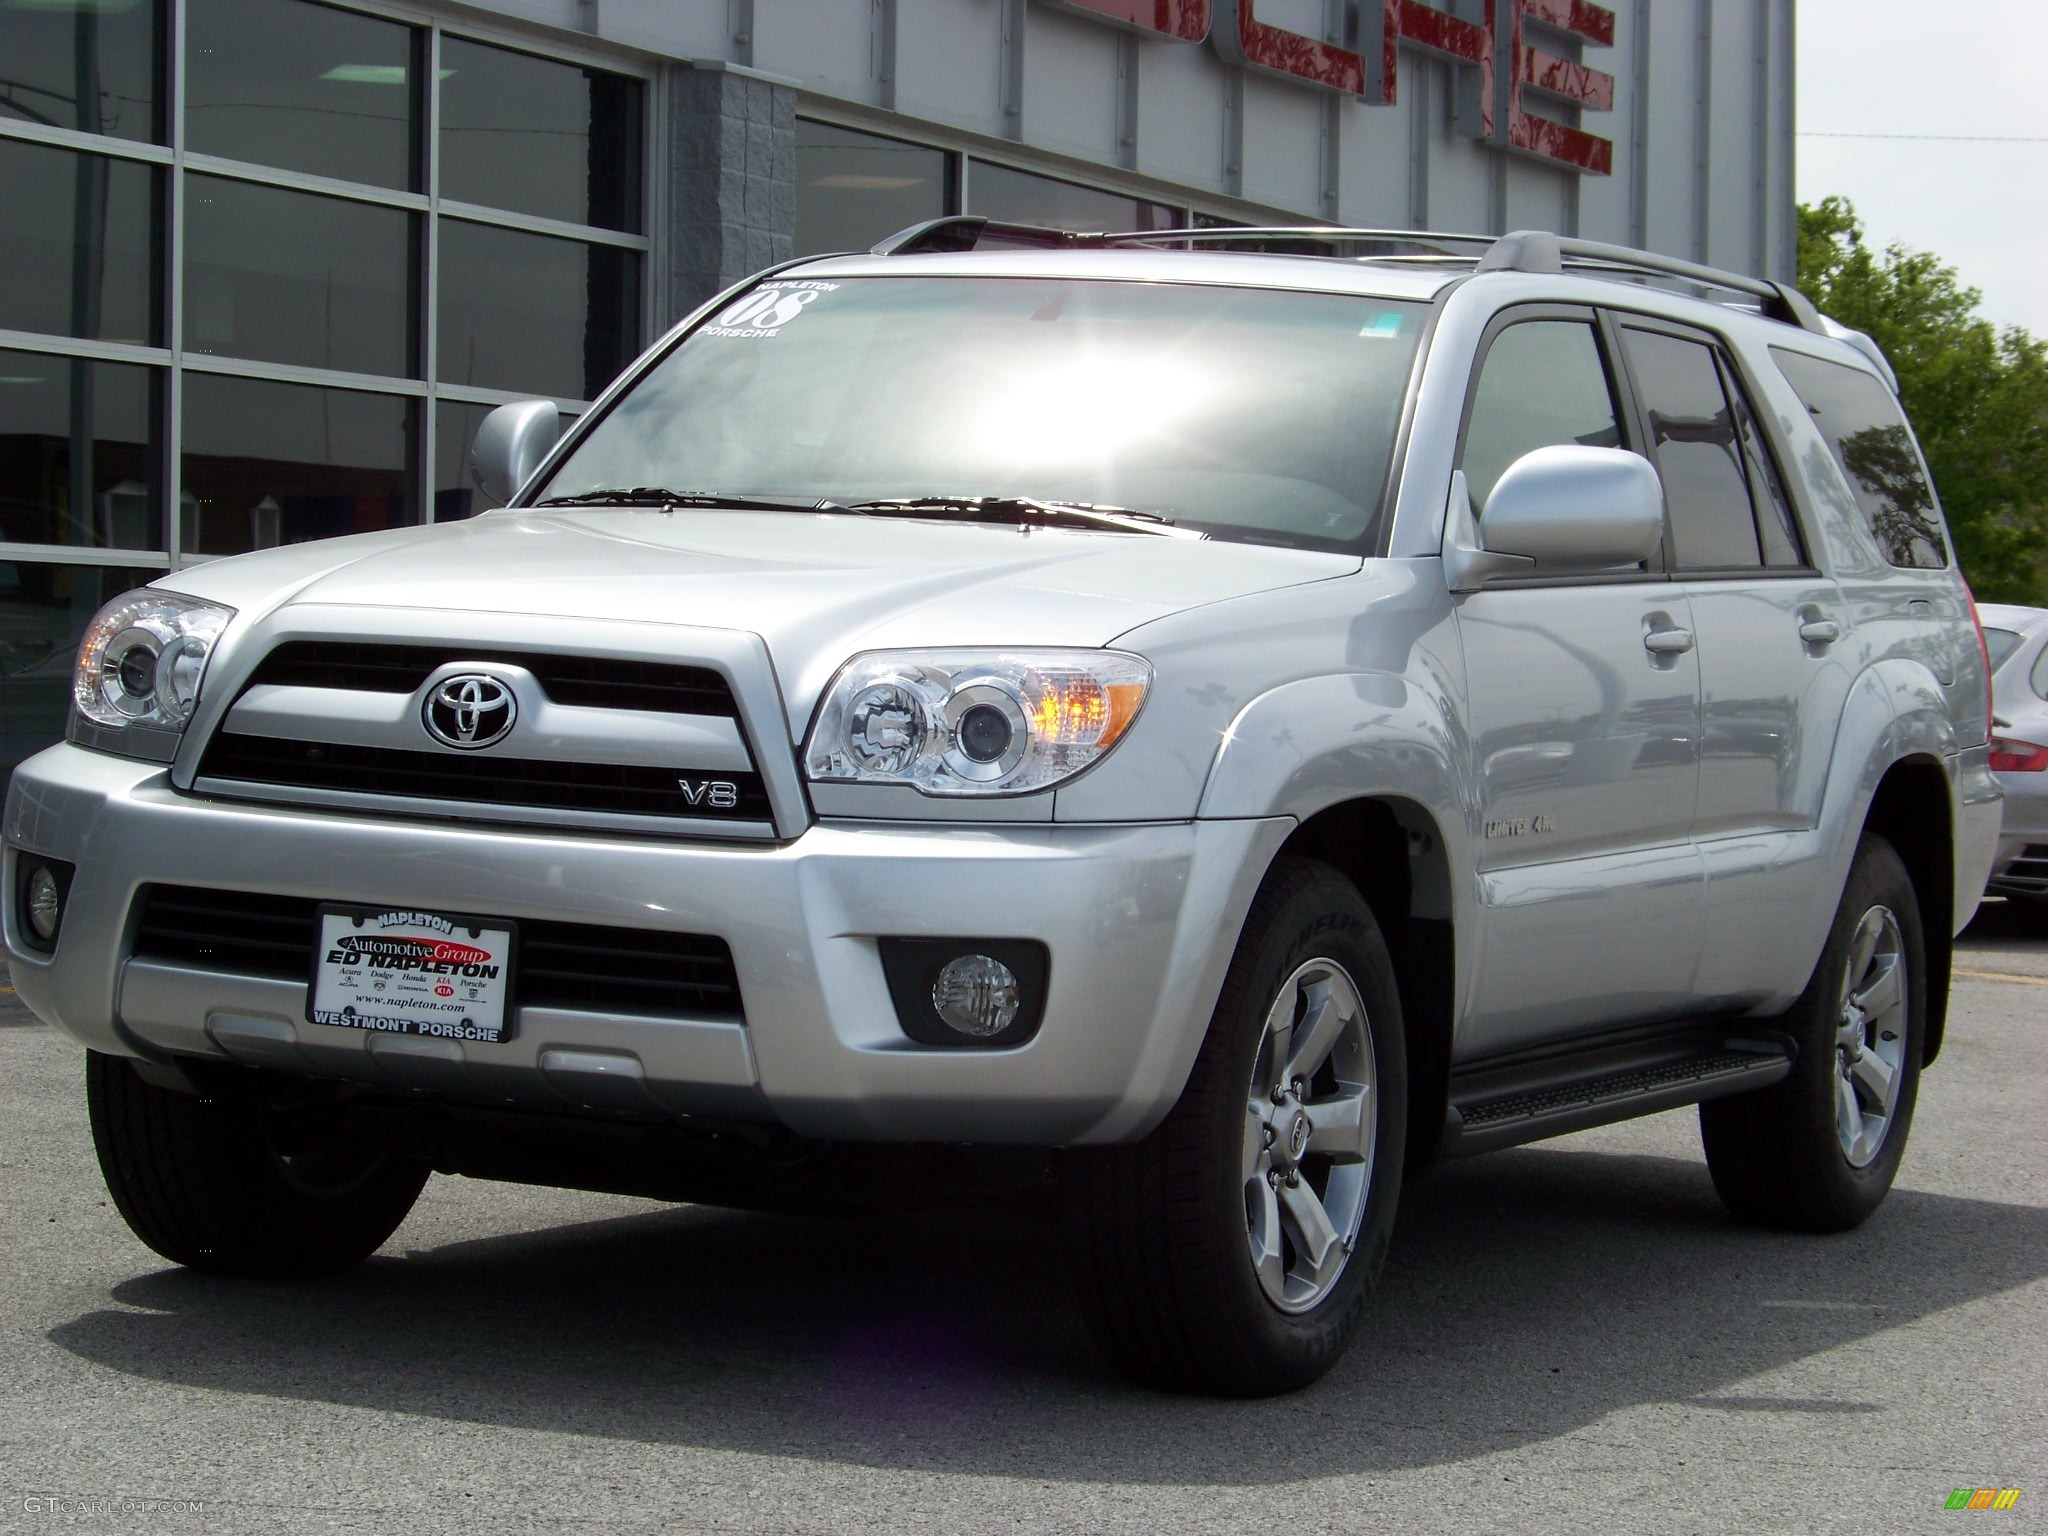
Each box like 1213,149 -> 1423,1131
164,509 -> 1359,730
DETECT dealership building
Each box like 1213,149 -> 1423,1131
0,0 -> 1795,775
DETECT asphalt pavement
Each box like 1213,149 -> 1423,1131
2,904 -> 2043,1535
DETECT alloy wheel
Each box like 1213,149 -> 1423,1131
1241,957 -> 1378,1313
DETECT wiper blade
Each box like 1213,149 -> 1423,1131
536,488 -> 848,513
846,495 -> 1196,537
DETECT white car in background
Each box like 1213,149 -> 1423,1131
1980,604 -> 2048,916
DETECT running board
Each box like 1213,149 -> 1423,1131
1441,1022 -> 1795,1158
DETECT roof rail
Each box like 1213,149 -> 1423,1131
1474,229 -> 1826,333
870,216 -> 1104,256
864,218 -> 1828,335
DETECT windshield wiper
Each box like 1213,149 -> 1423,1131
536,488 -> 849,513
846,495 -> 1195,538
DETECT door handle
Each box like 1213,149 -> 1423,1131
1798,618 -> 1842,644
1643,628 -> 1695,656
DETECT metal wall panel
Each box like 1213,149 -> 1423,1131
479,0 -> 1794,279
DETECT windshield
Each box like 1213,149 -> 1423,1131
534,276 -> 1428,552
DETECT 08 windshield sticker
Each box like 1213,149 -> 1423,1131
704,280 -> 840,338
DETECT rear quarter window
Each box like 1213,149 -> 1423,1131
1770,347 -> 1948,569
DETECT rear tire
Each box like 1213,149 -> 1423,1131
1072,856 -> 1407,1396
87,1052 -> 428,1277
1700,834 -> 1924,1233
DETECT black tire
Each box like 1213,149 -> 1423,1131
1072,856 -> 1408,1396
1700,834 -> 1925,1233
87,1052 -> 429,1277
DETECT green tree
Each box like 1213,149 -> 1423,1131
1797,196 -> 2048,604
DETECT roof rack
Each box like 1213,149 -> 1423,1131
867,217 -> 1827,335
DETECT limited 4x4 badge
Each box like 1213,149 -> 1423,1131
1485,814 -> 1557,839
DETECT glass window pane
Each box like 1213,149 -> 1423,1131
544,277 -> 1424,552
0,561 -> 159,781
184,174 -> 413,376
2032,644 -> 2048,703
433,400 -> 496,520
1460,321 -> 1620,512
1983,628 -> 2024,675
0,0 -> 161,141
180,374 -> 414,556
185,0 -> 416,190
1727,358 -> 1804,567
439,38 -> 641,231
0,349 -> 159,550
437,219 -> 636,401
1770,347 -> 1948,570
966,160 -> 1178,233
1622,328 -> 1761,570
795,121 -> 946,257
0,137 -> 157,344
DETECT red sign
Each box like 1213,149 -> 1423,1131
1037,0 -> 1616,175
1214,0 -> 1365,96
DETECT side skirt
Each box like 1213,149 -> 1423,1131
1440,1017 -> 1795,1158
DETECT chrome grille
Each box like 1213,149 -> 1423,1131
194,638 -> 777,839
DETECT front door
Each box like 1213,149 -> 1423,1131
1449,311 -> 1705,1058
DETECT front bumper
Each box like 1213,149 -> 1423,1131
5,743 -> 1286,1145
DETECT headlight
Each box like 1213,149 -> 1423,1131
72,589 -> 235,756
806,650 -> 1152,797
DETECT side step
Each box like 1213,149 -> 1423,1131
1442,1021 -> 1795,1159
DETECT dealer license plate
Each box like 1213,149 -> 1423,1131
308,905 -> 516,1043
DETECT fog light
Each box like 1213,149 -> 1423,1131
931,953 -> 1021,1038
25,866 -> 62,943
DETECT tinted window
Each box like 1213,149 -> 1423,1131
186,0 -> 417,190
796,121 -> 947,257
967,160 -> 1179,233
181,374 -> 414,556
439,38 -> 642,231
437,219 -> 638,400
543,278 -> 1425,552
184,175 -> 415,376
1460,320 -> 1620,513
1771,347 -> 1947,569
0,0 -> 161,141
1729,366 -> 1805,566
1984,627 -> 2026,676
0,350 -> 160,550
0,139 -> 158,345
2034,645 -> 2048,703
1622,328 -> 1760,570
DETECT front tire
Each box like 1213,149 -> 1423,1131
1700,834 -> 1925,1232
88,1053 -> 429,1277
1072,856 -> 1407,1396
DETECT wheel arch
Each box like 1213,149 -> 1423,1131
1862,754 -> 1956,1065
1269,795 -> 1460,1175
1195,670 -> 1473,1172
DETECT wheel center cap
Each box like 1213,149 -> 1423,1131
1270,1106 -> 1312,1171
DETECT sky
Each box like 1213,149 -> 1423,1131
1796,0 -> 2048,337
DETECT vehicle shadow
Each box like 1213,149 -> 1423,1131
46,1142 -> 2048,1484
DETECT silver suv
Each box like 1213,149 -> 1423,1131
6,224 -> 2001,1396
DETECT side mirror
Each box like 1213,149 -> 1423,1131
1444,445 -> 1665,592
469,400 -> 561,506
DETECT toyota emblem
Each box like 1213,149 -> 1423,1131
423,673 -> 517,749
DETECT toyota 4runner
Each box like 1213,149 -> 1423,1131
7,222 -> 2001,1396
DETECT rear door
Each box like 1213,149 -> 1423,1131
1451,308 -> 1705,1058
1611,317 -> 1851,1009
